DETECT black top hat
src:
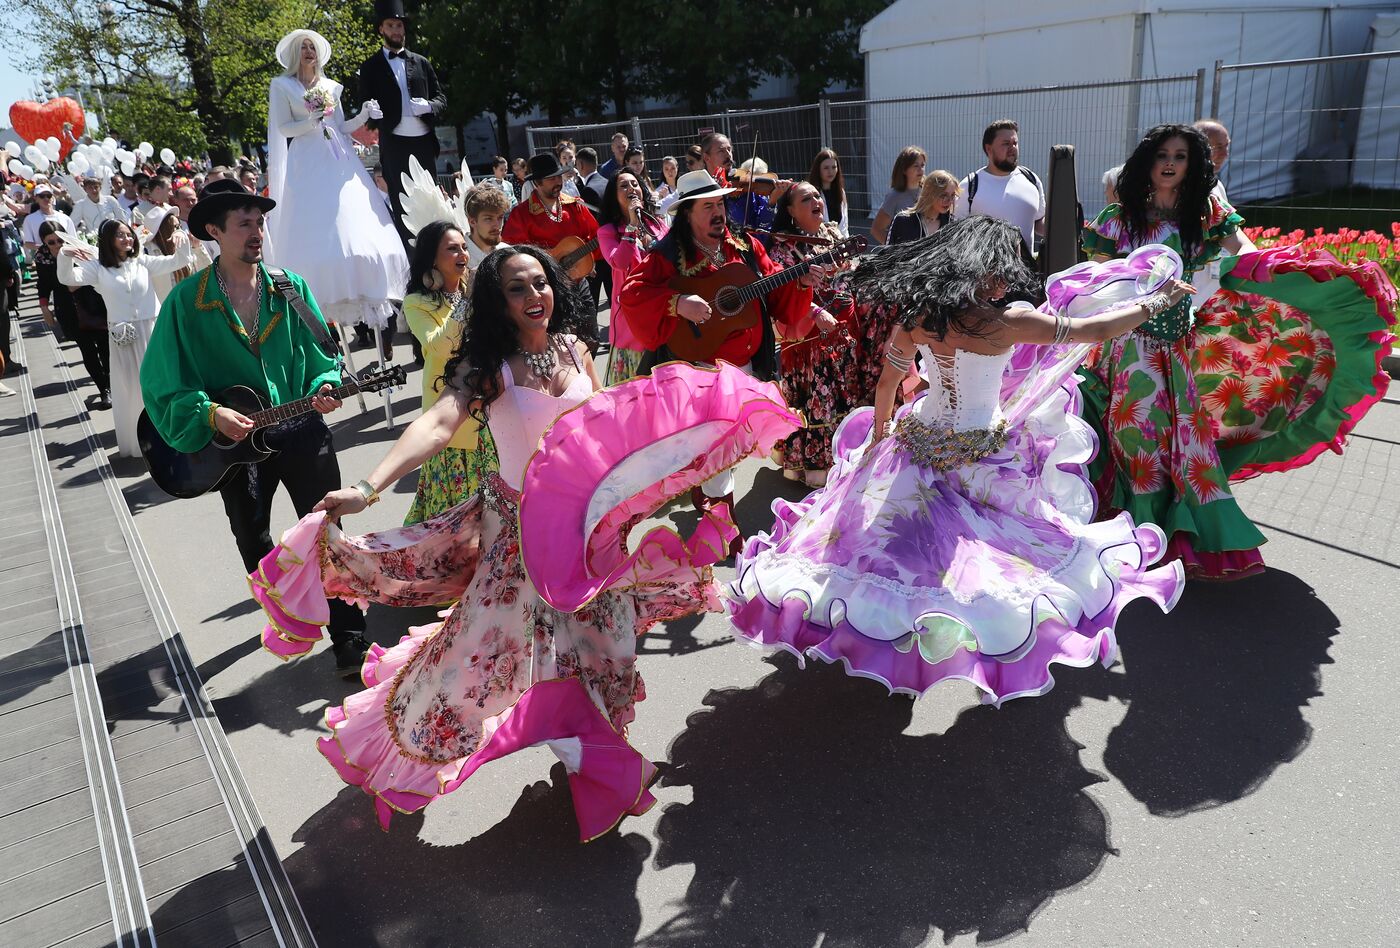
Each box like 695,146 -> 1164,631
374,0 -> 410,25
527,153 -> 567,182
187,179 -> 276,241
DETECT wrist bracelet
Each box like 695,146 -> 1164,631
1141,292 -> 1171,317
354,479 -> 381,506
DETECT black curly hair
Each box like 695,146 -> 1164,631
404,220 -> 466,301
599,170 -> 658,230
1114,123 -> 1217,258
439,245 -> 598,424
843,215 -> 1040,339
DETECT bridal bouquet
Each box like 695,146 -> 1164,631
303,87 -> 335,139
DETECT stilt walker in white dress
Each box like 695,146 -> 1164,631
265,29 -> 409,426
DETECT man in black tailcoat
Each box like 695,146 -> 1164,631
357,0 -> 446,248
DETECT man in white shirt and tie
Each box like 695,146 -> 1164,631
357,0 -> 447,247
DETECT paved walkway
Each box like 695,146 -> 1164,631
4,285 -> 1399,947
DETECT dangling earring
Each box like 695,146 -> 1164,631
425,267 -> 444,292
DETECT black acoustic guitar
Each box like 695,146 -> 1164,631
137,363 -> 407,499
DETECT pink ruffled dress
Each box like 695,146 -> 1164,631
250,355 -> 801,840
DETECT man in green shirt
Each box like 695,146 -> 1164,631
141,180 -> 371,676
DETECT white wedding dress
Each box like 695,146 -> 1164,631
265,75 -> 407,329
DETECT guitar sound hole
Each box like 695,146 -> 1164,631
714,287 -> 741,317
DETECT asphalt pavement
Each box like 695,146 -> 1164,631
80,313 -> 1400,948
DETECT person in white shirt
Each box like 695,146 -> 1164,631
70,175 -> 128,235
1195,118 -> 1231,204
170,184 -> 216,269
955,119 -> 1045,252
463,184 -> 511,274
21,185 -> 75,252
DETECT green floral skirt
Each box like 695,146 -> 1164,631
404,429 -> 500,525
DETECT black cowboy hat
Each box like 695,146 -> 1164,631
527,153 -> 568,182
374,0 -> 410,25
187,179 -> 276,241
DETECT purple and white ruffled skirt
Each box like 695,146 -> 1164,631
726,370 -> 1185,706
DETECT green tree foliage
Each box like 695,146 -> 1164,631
7,0 -> 381,162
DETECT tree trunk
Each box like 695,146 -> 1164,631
493,102 -> 512,156
175,0 -> 233,163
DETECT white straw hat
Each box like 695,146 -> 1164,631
665,170 -> 738,215
276,30 -> 332,71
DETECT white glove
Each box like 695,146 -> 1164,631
408,96 -> 433,117
364,99 -> 383,120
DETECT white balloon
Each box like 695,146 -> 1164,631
23,145 -> 40,162
6,159 -> 20,175
32,153 -> 50,172
159,147 -> 176,166
102,144 -> 116,160
101,137 -> 116,150
19,164 -> 33,178
45,135 -> 60,152
137,141 -> 153,158
120,158 -> 135,176
68,154 -> 90,175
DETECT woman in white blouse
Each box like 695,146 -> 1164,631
265,29 -> 407,333
58,220 -> 193,457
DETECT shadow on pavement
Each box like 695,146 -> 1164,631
1102,567 -> 1337,816
285,777 -> 650,947
643,655 -> 1117,946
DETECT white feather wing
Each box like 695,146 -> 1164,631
398,155 -> 462,242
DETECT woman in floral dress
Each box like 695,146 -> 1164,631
1082,123 -> 1395,579
767,181 -> 855,486
250,246 -> 796,840
400,220 -> 498,524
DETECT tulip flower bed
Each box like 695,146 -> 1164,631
1244,223 -> 1400,287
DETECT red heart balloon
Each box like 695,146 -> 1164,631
9,98 -> 85,160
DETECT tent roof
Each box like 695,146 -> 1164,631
860,0 -> 1382,53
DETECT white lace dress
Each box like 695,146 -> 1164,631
265,75 -> 407,329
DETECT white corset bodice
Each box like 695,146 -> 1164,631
912,346 -> 1012,431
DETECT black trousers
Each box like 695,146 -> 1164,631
54,307 -> 111,394
218,418 -> 365,644
378,131 -> 440,250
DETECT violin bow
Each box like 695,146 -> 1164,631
739,130 -> 759,235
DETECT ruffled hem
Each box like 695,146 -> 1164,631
1164,532 -> 1266,581
322,298 -> 400,331
727,358 -> 1186,705
729,518 -> 1183,706
321,671 -> 658,842
1212,247 -> 1397,480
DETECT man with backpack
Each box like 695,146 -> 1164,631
955,119 -> 1045,253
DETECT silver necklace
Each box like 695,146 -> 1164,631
698,240 -> 726,268
521,334 -> 558,381
216,264 -> 264,341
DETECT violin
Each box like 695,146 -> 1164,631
751,228 -> 832,248
727,174 -> 781,197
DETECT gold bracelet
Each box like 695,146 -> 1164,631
354,479 -> 381,506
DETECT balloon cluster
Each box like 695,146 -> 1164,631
2,136 -> 183,184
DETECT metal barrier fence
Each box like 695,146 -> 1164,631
1212,49 -> 1400,234
527,50 -> 1400,237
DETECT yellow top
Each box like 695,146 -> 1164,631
402,290 -> 481,450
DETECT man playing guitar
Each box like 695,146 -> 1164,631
139,180 -> 372,677
620,170 -> 816,536
501,153 -> 602,278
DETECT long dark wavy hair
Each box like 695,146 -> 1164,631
405,220 -> 465,300
440,245 -> 598,424
97,219 -> 138,268
844,216 -> 1040,339
1115,123 -> 1216,258
599,170 -> 658,229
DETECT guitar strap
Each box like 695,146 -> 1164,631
266,268 -> 342,361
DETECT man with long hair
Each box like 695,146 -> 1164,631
619,170 -> 816,537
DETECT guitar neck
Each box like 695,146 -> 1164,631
249,380 -> 361,429
735,247 -> 837,304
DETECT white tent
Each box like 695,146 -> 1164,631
860,1 -> 1395,215
1353,13 -> 1400,189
